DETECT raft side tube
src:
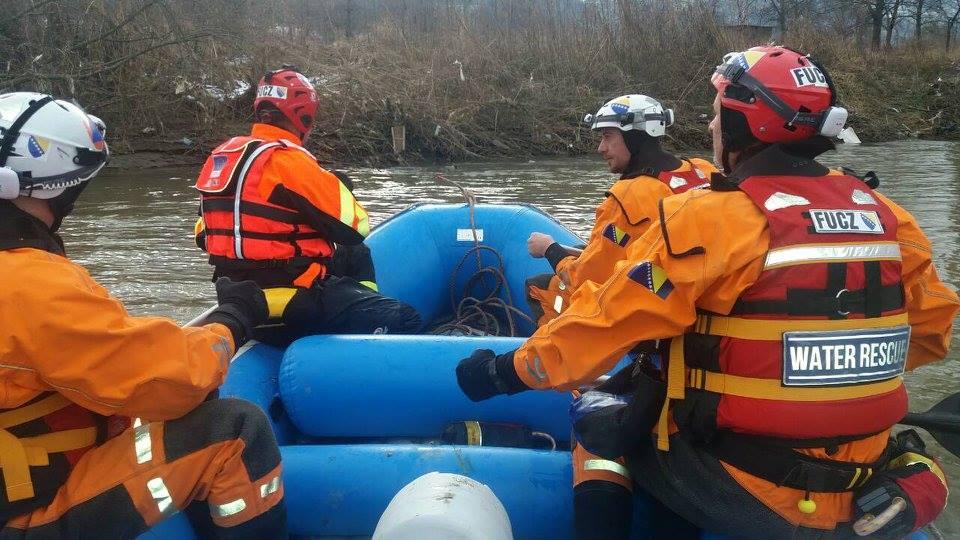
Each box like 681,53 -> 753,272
366,203 -> 582,336
279,335 -> 572,439
219,341 -> 297,445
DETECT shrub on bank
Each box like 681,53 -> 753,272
2,0 -> 958,165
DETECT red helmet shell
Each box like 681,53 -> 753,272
254,69 -> 318,136
711,46 -> 833,144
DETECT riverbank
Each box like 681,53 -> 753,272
7,2 -> 960,169
103,40 -> 960,170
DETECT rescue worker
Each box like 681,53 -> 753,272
526,94 -> 714,327
525,95 -> 715,539
0,92 -> 283,537
194,66 -> 421,337
457,47 -> 957,538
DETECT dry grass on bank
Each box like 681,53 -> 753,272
3,1 -> 959,166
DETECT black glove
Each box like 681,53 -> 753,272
205,278 -> 269,346
456,349 -> 529,402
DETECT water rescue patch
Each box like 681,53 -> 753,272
782,325 -> 909,386
602,224 -> 630,247
809,209 -> 884,234
627,261 -> 674,299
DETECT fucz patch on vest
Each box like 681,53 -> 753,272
808,209 -> 884,234
782,325 -> 910,386
627,261 -> 673,299
602,224 -> 631,247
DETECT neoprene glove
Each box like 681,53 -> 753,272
456,349 -> 529,402
205,278 -> 269,347
853,445 -> 948,538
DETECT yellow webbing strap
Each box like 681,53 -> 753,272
263,287 -> 297,319
0,426 -> 97,502
0,394 -> 72,429
687,369 -> 903,402
359,280 -> 379,292
0,395 -> 98,502
656,335 -> 687,451
693,313 -> 909,341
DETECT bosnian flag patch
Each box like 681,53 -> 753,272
809,209 -> 884,234
210,155 -> 229,179
627,261 -> 674,299
782,325 -> 910,386
602,224 -> 631,247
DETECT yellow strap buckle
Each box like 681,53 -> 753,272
263,287 -> 298,319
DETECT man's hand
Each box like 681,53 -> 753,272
527,232 -> 556,258
456,349 -> 529,401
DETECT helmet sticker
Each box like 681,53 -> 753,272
610,97 -> 631,114
257,85 -> 288,100
791,66 -> 829,88
27,136 -> 50,158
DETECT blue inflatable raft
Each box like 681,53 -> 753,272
141,203 -> 930,540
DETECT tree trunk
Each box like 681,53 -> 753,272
868,1 -> 885,49
884,0 -> 900,48
913,0 -> 924,40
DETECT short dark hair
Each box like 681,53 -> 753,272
255,102 -> 285,126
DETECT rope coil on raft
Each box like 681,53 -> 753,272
429,174 -> 534,337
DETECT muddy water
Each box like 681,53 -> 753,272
63,139 -> 959,534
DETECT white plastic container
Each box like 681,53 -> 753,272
373,472 -> 513,540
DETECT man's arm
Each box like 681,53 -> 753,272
260,152 -> 370,245
878,193 -> 959,369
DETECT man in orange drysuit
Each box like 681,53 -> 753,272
524,94 -> 715,539
194,66 -> 420,338
526,94 -> 714,327
0,92 -> 282,537
458,47 -> 957,538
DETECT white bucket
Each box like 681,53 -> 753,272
373,472 -> 513,540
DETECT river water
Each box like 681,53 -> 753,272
62,139 -> 959,534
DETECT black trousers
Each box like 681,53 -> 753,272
257,276 -> 422,345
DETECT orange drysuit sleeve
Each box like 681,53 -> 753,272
257,150 -> 370,245
513,189 -> 958,391
554,196 -> 623,287
554,179 -> 672,290
0,249 -> 235,421
876,192 -> 960,368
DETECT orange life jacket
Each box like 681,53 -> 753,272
195,136 -> 333,270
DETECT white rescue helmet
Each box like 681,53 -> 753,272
584,94 -> 674,138
0,92 -> 109,200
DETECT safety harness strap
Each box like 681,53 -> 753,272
692,313 -> 909,341
0,394 -> 98,502
656,335 -> 686,451
687,369 -> 903,402
732,283 -> 903,318
708,431 -> 889,493
0,394 -> 72,429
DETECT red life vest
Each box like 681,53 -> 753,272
195,136 -> 333,268
655,160 -> 711,194
659,173 -> 908,450
607,161 -> 711,227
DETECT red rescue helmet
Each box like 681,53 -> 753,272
710,46 -> 847,147
253,66 -> 318,138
